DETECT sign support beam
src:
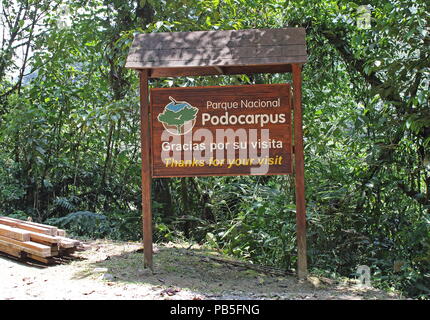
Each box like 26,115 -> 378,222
139,70 -> 153,270
292,63 -> 308,279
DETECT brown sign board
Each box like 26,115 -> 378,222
150,84 -> 292,177
126,28 -> 308,278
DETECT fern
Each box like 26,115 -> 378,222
53,196 -> 76,212
46,211 -> 109,238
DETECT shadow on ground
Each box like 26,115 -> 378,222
70,241 -> 396,300
0,250 -> 86,269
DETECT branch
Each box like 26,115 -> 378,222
397,182 -> 428,206
320,27 -> 404,109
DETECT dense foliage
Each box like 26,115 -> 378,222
0,0 -> 428,298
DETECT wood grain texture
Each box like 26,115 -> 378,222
147,64 -> 293,78
0,243 -> 22,258
292,64 -> 308,279
0,235 -> 52,257
0,216 -> 58,235
127,46 -> 307,62
126,56 -> 307,69
27,231 -> 59,245
125,28 -> 307,75
131,28 -> 306,49
0,217 -> 82,261
0,224 -> 30,242
150,84 -> 292,178
140,70 -> 153,270
0,218 -> 54,236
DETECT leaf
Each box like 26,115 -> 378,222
35,146 -> 46,155
43,179 -> 53,188
84,40 -> 98,47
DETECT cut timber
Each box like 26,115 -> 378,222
0,235 -> 52,257
0,217 -> 57,236
50,244 -> 59,256
0,217 -> 58,235
59,247 -> 76,256
0,224 -> 30,242
24,253 -> 55,264
0,243 -> 22,258
0,216 -> 83,263
27,231 -> 58,245
0,218 -> 54,236
57,236 -> 80,249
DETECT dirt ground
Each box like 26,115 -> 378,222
0,240 -> 402,300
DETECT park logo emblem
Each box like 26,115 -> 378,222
157,96 -> 199,135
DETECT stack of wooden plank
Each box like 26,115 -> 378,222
0,216 -> 82,264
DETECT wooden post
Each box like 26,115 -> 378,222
139,70 -> 153,270
292,63 -> 308,279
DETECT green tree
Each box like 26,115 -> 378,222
0,0 -> 428,298
157,97 -> 198,134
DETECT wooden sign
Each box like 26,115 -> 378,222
150,84 -> 292,177
128,28 -> 308,279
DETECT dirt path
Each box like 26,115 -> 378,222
0,240 -> 401,300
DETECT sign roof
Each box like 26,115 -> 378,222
125,28 -> 307,78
